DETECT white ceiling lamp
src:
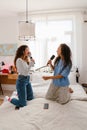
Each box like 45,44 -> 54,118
19,0 -> 35,41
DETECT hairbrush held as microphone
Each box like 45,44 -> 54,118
28,53 -> 35,64
50,55 -> 55,60
47,55 -> 55,65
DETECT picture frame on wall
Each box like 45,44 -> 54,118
0,44 -> 17,56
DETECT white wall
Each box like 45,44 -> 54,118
74,12 -> 87,83
80,13 -> 87,83
0,16 -> 18,64
0,16 -> 18,43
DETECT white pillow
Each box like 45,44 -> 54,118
70,84 -> 87,100
69,71 -> 77,85
31,71 -> 51,87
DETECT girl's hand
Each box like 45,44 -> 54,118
47,60 -> 52,65
24,56 -> 30,64
31,58 -> 35,64
42,76 -> 50,80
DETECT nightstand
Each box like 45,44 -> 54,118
82,83 -> 87,93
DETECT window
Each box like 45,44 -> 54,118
21,19 -> 73,69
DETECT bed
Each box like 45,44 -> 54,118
0,71 -> 87,130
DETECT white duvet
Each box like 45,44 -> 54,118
0,98 -> 87,130
0,84 -> 87,130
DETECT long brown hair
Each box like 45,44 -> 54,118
54,43 -> 72,68
14,45 -> 28,66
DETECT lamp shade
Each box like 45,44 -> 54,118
19,21 -> 35,41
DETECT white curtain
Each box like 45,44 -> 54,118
19,15 -> 74,69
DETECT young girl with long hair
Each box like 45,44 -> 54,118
43,43 -> 72,104
6,45 -> 35,109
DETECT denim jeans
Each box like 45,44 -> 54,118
11,75 -> 34,107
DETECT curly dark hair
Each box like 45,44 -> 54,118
14,45 -> 28,66
54,43 -> 72,68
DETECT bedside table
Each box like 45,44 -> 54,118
82,83 -> 87,93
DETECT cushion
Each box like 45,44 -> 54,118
69,71 -> 76,85
70,84 -> 87,100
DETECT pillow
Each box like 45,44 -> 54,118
31,71 -> 51,87
70,84 -> 87,101
69,71 -> 77,85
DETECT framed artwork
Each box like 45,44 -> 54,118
0,44 -> 17,56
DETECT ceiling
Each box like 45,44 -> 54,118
0,0 -> 87,16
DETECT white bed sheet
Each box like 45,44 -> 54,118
0,83 -> 87,130
0,98 -> 87,130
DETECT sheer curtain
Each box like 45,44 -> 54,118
19,17 -> 74,69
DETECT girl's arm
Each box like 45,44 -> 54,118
49,63 -> 54,70
47,60 -> 54,70
42,74 -> 63,80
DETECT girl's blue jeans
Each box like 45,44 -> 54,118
11,75 -> 34,107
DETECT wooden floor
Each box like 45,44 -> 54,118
0,90 -> 13,105
0,99 -> 4,105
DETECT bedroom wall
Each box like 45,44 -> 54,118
0,16 -> 18,43
81,13 -> 87,83
0,16 -> 18,90
0,16 -> 18,64
73,12 -> 87,83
